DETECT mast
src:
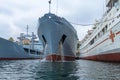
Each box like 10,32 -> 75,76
49,0 -> 51,13
27,25 -> 29,36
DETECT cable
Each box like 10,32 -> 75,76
70,22 -> 94,26
70,16 -> 117,26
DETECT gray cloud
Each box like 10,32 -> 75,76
0,22 -> 11,39
0,7 -> 13,16
0,0 -> 105,40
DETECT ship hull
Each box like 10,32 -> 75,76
38,13 -> 78,61
0,37 -> 40,60
80,53 -> 120,62
46,54 -> 75,62
80,52 -> 120,62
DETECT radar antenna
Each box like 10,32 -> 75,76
49,0 -> 51,13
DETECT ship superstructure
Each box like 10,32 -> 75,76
17,26 -> 43,56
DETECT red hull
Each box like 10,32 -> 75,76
80,53 -> 120,62
46,54 -> 75,62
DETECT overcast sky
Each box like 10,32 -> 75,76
0,0 -> 106,41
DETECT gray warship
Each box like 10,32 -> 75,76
0,28 -> 42,60
0,37 -> 41,60
38,13 -> 78,61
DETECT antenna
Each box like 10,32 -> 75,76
56,0 -> 58,15
49,0 -> 51,13
27,25 -> 29,36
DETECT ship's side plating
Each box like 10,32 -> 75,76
38,13 -> 78,61
0,37 -> 40,59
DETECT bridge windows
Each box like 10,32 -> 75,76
89,25 -> 108,45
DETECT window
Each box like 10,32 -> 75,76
105,25 -> 108,32
94,36 -> 97,41
102,28 -> 105,34
98,33 -> 100,38
117,14 -> 120,18
90,39 -> 94,45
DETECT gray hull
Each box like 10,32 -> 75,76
38,13 -> 78,61
0,37 -> 40,59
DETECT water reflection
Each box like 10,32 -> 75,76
0,60 -> 38,80
34,61 -> 79,80
0,60 -> 120,80
75,60 -> 120,80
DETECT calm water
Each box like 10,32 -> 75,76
0,60 -> 120,80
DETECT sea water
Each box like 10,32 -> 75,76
0,60 -> 120,80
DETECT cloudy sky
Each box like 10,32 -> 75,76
0,0 -> 106,41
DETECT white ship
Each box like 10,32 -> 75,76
80,0 -> 120,61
